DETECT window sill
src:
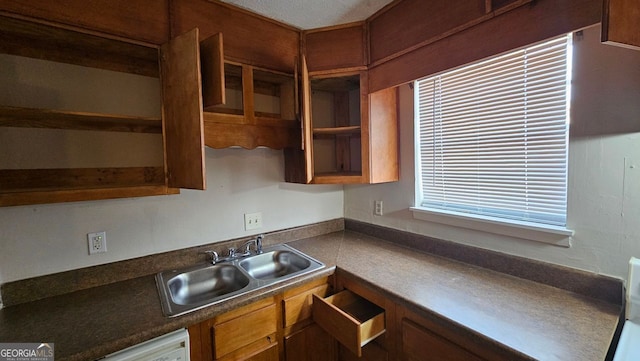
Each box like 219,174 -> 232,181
410,207 -> 573,247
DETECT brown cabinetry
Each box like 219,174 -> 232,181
602,0 -> 640,50
189,297 -> 278,361
282,277 -> 336,361
0,16 -> 205,206
303,23 -> 368,73
310,275 -> 392,360
396,304 -> 514,361
285,58 -> 398,185
0,0 -> 170,45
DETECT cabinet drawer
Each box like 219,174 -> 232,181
312,290 -> 385,357
213,303 -> 277,359
283,283 -> 331,328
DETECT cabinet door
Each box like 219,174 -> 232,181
602,0 -> 640,50
285,323 -> 336,361
368,87 -> 399,184
160,28 -> 206,190
284,55 -> 313,184
401,319 -> 483,361
242,343 -> 279,361
200,33 -> 226,109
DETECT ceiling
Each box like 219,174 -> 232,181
221,0 -> 395,30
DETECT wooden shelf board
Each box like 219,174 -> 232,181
0,15 -> 159,77
0,167 -> 165,193
0,185 -> 178,207
0,106 -> 162,133
313,126 -> 361,135
313,172 -> 364,184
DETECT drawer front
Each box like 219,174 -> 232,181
312,290 -> 385,357
283,283 -> 331,328
214,304 -> 277,359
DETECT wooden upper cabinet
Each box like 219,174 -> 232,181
200,33 -> 226,109
602,0 -> 640,50
368,0 -> 486,65
170,0 -> 300,73
0,16 -> 204,206
304,23 -> 368,72
285,55 -> 398,185
0,0 -> 170,45
199,40 -> 299,150
160,28 -> 206,190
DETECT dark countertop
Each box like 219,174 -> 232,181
0,230 -> 622,361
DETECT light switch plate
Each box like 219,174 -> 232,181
244,212 -> 262,230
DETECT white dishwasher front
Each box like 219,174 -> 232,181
102,328 -> 189,361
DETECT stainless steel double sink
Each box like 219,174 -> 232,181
156,244 -> 324,317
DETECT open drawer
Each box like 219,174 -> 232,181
312,290 -> 386,357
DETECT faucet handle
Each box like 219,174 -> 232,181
203,250 -> 219,265
256,234 -> 263,254
228,247 -> 237,258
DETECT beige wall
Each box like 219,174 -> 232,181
345,25 -> 640,280
0,55 -> 343,285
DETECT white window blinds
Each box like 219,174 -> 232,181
415,35 -> 571,227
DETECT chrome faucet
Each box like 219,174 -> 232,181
203,250 -> 219,265
203,235 -> 264,264
239,235 -> 264,256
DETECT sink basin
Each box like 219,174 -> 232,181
239,250 -> 311,280
167,264 -> 250,305
156,244 -> 324,317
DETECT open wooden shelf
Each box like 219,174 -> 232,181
0,15 -> 159,77
0,106 -> 162,133
0,167 -> 166,193
313,125 -> 361,135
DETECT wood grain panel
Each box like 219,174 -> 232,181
203,118 -> 299,150
602,0 -> 640,49
0,106 -> 162,133
160,28 -> 206,190
200,33 -> 225,109
402,319 -> 483,361
369,0 -> 602,92
0,16 -> 159,77
283,56 -> 313,184
283,283 -> 331,328
213,304 -> 277,359
170,0 -> 299,72
368,0 -> 485,64
0,185 -> 177,207
284,324 -> 337,361
338,341 -> 388,361
305,23 -> 367,72
312,291 -> 385,357
368,87 -> 398,184
0,0 -> 169,44
0,167 -> 164,192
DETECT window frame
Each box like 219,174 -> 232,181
411,34 -> 574,246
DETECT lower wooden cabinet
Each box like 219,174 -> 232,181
396,305 -> 514,361
401,319 -> 482,361
189,297 -> 278,361
338,341 -> 388,361
188,274 -> 516,361
285,323 -> 336,361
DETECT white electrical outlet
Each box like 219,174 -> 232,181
374,200 -> 383,216
87,231 -> 107,255
244,212 -> 263,230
